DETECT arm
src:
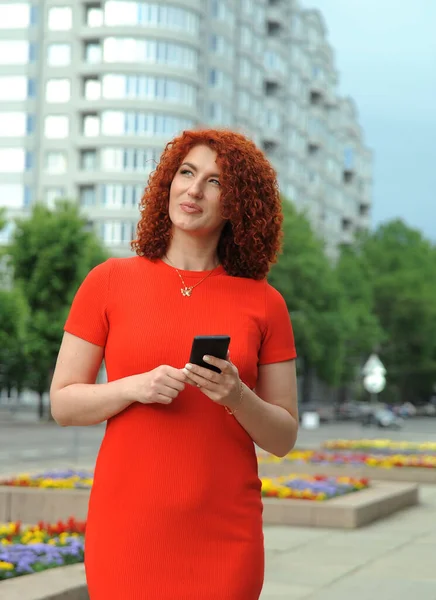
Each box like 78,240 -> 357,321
232,360 -> 298,457
50,332 -> 134,426
50,332 -> 187,427
183,358 -> 298,457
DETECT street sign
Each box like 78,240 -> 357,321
363,372 -> 386,394
362,353 -> 386,377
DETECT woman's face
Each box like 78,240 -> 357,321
168,145 -> 226,238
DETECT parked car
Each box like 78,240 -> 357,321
361,408 -> 403,429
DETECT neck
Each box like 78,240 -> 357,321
165,231 -> 220,271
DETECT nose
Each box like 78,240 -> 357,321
187,179 -> 204,199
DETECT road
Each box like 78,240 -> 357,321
1,415 -> 436,476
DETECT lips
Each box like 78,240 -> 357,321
180,202 -> 202,214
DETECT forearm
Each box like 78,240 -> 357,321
50,378 -> 134,427
232,384 -> 298,457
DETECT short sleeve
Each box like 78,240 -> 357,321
258,283 -> 297,365
64,259 -> 112,347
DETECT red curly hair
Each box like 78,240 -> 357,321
131,128 -> 283,279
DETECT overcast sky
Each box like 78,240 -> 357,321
301,0 -> 436,241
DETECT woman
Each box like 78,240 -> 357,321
50,128 -> 298,600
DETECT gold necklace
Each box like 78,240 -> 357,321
165,256 -> 219,297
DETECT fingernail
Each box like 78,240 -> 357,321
182,368 -> 189,376
185,363 -> 193,370
203,355 -> 210,362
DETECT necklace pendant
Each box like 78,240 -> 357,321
181,287 -> 193,297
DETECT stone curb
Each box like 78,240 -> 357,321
0,564 -> 88,600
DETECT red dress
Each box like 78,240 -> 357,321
64,257 -> 296,600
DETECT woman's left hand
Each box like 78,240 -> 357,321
183,354 -> 241,411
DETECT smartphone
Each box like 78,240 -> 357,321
189,335 -> 231,373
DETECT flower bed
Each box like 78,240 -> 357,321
261,474 -> 369,501
0,518 -> 85,580
1,469 -> 93,489
258,449 -> 436,469
323,439 -> 436,455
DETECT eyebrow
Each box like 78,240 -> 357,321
180,162 -> 220,179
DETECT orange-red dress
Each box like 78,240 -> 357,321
64,257 -> 296,600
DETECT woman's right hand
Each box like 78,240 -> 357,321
127,366 -> 187,405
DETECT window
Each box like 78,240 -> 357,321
104,2 -> 199,34
0,112 -> 27,137
80,186 -> 96,206
103,38 -> 197,70
46,79 -> 71,103
44,116 -> 69,139
0,184 -> 25,208
101,148 -> 159,172
85,42 -> 102,64
47,44 -> 71,66
101,111 -> 193,136
86,7 -> 103,27
102,185 -> 143,208
100,74 -> 196,105
45,152 -> 67,174
0,149 -> 26,173
45,187 -> 65,209
209,34 -> 233,60
48,7 -> 72,30
100,220 -> 136,245
83,114 -> 100,137
0,3 -> 30,28
0,41 -> 29,65
84,78 -> 101,100
0,221 -> 16,244
0,76 -> 28,101
80,150 -> 97,170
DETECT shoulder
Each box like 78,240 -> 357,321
99,256 -> 150,279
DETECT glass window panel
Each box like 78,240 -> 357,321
0,149 -> 26,173
45,151 -> 67,173
0,184 -> 24,208
46,79 -> 71,103
44,115 -> 69,139
47,43 -> 71,66
0,41 -> 29,65
0,3 -> 30,28
48,7 -> 72,30
0,112 -> 27,137
83,115 -> 100,137
0,76 -> 28,101
85,79 -> 101,100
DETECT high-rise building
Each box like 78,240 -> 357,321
0,0 -> 372,260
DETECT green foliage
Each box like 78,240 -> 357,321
0,287 -> 28,394
268,199 -> 348,389
334,243 -> 383,385
6,201 -> 108,417
360,220 -> 436,402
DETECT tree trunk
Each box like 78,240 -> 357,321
302,364 -> 313,404
38,392 -> 45,420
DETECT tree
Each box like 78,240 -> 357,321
334,242 -> 383,396
7,201 -> 108,419
0,286 -> 28,400
361,220 -> 436,403
268,199 -> 348,402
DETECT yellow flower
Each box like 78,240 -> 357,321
1,539 -> 11,545
0,561 -> 14,570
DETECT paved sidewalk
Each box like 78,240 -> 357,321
261,485 -> 436,600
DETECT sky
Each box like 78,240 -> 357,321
301,0 -> 436,241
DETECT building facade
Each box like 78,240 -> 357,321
0,0 -> 372,259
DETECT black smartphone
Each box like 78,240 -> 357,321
189,335 -> 231,373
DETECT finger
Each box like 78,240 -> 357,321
183,368 -> 214,389
184,363 -> 221,383
165,377 -> 185,392
203,355 -> 232,373
165,366 -> 188,381
156,394 -> 173,404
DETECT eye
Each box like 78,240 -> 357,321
210,178 -> 220,186
180,168 -> 193,176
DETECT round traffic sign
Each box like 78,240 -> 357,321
363,372 -> 386,394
